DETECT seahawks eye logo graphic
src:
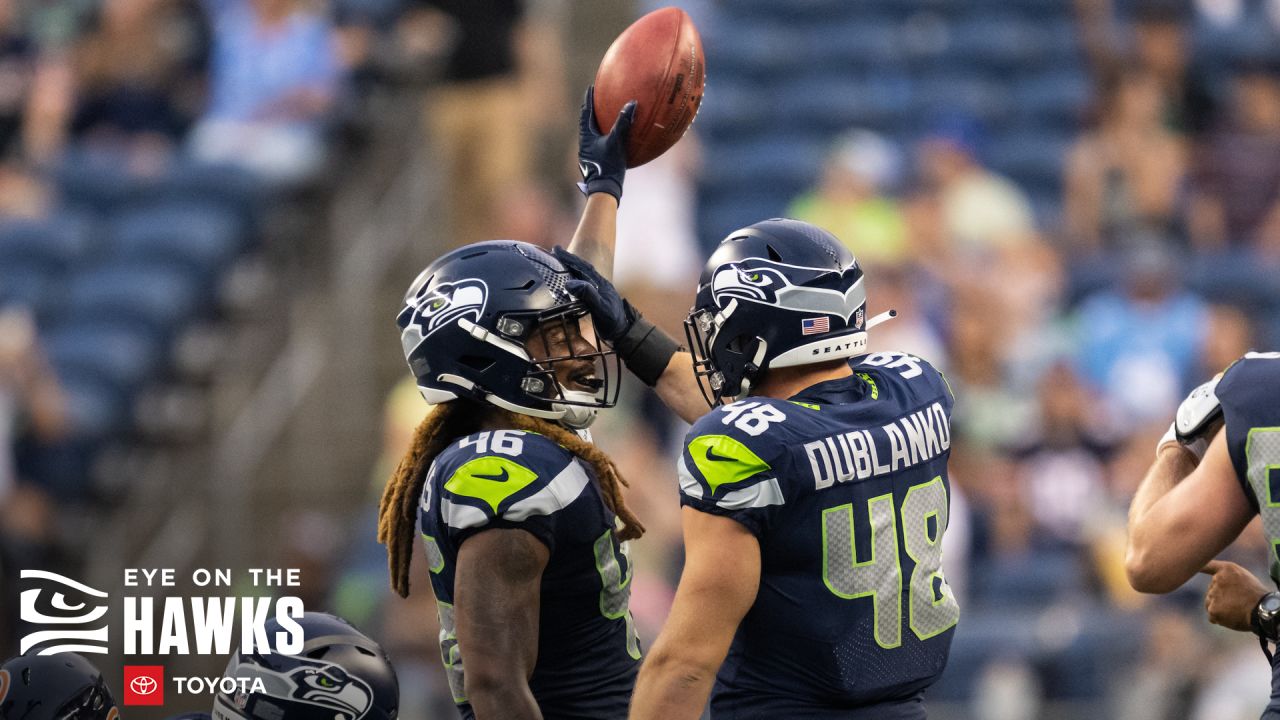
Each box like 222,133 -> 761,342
710,264 -> 790,306
18,571 -> 110,655
400,278 -> 489,357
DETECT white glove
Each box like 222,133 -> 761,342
1157,377 -> 1224,461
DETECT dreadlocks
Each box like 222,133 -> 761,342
377,400 -> 645,598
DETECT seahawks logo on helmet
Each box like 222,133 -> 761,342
400,278 -> 489,357
289,663 -> 373,716
708,260 -> 864,321
710,264 -> 789,306
218,655 -> 376,720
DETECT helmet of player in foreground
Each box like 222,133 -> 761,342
0,652 -> 118,720
211,612 -> 398,720
397,240 -> 621,429
685,218 -> 878,406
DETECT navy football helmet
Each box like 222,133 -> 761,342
212,613 -> 398,720
397,240 -> 620,428
686,219 -> 873,405
0,653 -> 118,720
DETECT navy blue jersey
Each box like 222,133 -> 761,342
679,352 -> 959,719
1219,352 -> 1280,583
419,429 -> 640,719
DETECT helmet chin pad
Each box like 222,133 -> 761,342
557,390 -> 601,429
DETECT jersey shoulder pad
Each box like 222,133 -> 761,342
1218,352 -> 1280,408
852,351 -> 953,407
433,430 -> 590,533
679,399 -> 792,511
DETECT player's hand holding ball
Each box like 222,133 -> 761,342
1158,376 -> 1225,462
577,86 -> 635,202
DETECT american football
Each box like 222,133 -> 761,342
593,6 -> 705,167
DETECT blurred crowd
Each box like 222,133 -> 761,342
5,0 -> 1280,719
333,1 -> 1280,719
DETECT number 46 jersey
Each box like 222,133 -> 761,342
418,430 -> 641,720
679,352 -> 959,719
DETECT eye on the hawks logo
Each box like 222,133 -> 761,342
400,278 -> 489,356
19,570 -> 110,655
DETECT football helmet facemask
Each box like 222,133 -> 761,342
397,241 -> 620,429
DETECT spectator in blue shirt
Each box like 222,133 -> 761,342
189,0 -> 342,184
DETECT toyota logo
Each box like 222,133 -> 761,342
130,676 -> 158,695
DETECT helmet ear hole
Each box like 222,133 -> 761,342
766,244 -> 782,262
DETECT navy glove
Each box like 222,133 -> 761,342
554,246 -> 677,386
554,246 -> 636,341
578,86 -> 636,202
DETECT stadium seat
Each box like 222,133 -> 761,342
44,322 -> 165,394
0,214 -> 96,276
106,200 -> 246,281
54,147 -> 142,212
63,263 -> 203,338
985,130 -> 1072,195
0,264 -> 57,316
948,15 -> 1043,70
55,375 -> 130,440
970,551 -> 1084,605
131,161 -> 263,233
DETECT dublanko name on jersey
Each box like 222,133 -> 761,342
804,401 -> 951,489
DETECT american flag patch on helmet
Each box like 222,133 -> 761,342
802,317 -> 830,335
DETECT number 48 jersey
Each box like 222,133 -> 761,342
679,352 -> 959,719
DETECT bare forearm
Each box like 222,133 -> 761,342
568,193 -> 618,281
654,352 -> 708,424
1126,446 -> 1202,592
1129,445 -> 1198,527
468,679 -> 543,720
630,653 -> 717,720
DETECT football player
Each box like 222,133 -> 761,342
557,218 -> 960,718
0,652 -> 119,719
376,89 -> 660,720
1127,351 -> 1280,717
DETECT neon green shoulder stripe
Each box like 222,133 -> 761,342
444,456 -> 539,514
688,435 -> 772,494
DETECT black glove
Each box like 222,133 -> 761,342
578,86 -> 636,202
554,246 -> 678,386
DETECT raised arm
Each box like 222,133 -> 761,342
629,508 -> 760,719
454,528 -> 549,720
554,247 -> 705,423
567,86 -> 634,280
